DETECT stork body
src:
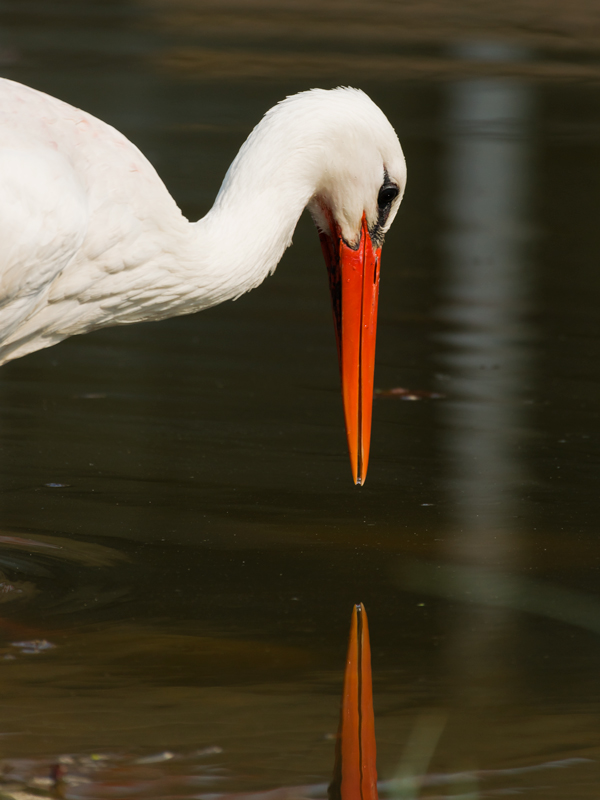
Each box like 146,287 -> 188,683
0,78 -> 406,482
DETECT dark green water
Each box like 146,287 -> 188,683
0,1 -> 600,797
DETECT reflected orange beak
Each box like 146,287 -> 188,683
329,603 -> 378,800
319,215 -> 381,485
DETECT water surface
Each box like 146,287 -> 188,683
1,1 -> 600,797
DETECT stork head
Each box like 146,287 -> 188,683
222,87 -> 405,485
306,89 -> 406,250
305,89 -> 407,485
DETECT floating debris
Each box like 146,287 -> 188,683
192,746 -> 224,757
10,640 -> 56,655
0,748 -> 590,800
0,576 -> 37,606
44,483 -> 70,489
374,387 -> 445,400
134,752 -> 175,765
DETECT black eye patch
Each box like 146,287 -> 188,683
377,185 -> 399,208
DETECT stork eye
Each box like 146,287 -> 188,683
378,185 -> 399,208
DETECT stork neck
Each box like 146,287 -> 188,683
189,113 -> 319,307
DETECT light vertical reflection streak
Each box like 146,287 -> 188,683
438,46 -> 535,706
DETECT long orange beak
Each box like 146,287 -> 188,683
319,216 -> 382,485
329,603 -> 378,800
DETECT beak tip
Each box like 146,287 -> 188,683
353,466 -> 366,486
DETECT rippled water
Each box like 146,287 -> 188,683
1,1 -> 600,797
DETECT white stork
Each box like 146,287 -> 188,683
0,79 -> 406,483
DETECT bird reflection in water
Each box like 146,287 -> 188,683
0,605 -> 590,800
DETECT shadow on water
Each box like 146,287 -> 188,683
1,0 -> 600,797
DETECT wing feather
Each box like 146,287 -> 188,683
0,146 -> 88,339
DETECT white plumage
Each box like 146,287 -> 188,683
0,78 -> 406,365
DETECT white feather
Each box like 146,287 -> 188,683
0,79 -> 406,364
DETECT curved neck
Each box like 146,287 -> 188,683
187,108 -> 321,308
1,95 -> 336,368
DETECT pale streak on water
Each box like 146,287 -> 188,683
438,43 -> 536,712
